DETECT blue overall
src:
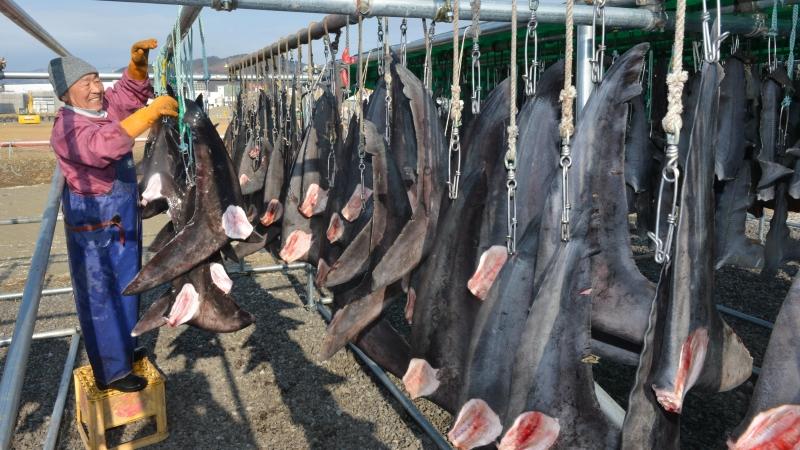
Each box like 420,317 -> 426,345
62,153 -> 141,385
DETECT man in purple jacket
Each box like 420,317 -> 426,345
49,39 -> 177,392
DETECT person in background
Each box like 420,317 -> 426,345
48,39 -> 178,392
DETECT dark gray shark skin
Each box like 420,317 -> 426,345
646,61 -> 752,420
148,221 -> 175,254
452,45 -> 650,450
125,100 -> 253,295
131,258 -> 254,336
322,84 -> 384,259
318,117 -> 413,359
588,70 -> 654,348
620,268 -> 680,450
324,64 -> 413,288
714,163 -> 765,270
728,272 -> 800,449
278,90 -> 341,265
352,316 -> 412,379
324,119 -> 398,286
762,177 -> 800,276
398,79 -> 511,413
371,64 -> 447,290
715,56 -> 749,181
138,118 -> 187,220
788,139 -> 800,199
624,93 -> 654,193
262,120 -> 287,219
457,63 -> 563,422
757,70 -> 786,201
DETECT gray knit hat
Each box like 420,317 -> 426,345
48,56 -> 98,98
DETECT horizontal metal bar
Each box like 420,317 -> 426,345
1,71 -> 308,82
717,304 -> 774,329
0,215 -> 63,226
0,138 -> 146,149
315,303 -> 452,450
229,262 -> 312,275
2,71 -> 228,81
43,330 -> 80,450
0,327 -> 79,348
0,0 -> 71,56
98,0 -> 662,30
0,287 -> 72,301
229,14 -> 356,70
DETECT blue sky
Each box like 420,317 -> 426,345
1,1 -> 424,72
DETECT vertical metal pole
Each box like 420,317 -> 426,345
0,166 -> 64,448
575,25 -> 594,119
305,265 -> 315,308
43,331 -> 80,450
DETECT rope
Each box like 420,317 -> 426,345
785,5 -> 799,97
471,0 -> 481,40
661,0 -> 688,138
507,0 -> 518,164
559,0 -> 577,141
648,0 -> 687,264
504,0 -> 520,253
451,0 -> 463,127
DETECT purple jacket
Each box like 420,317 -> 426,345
50,69 -> 153,195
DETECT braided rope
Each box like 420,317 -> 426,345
661,0 -> 688,137
451,0 -> 464,126
507,0 -> 519,164
559,0 -> 577,140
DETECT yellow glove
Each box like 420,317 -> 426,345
120,96 -> 178,138
128,38 -> 158,81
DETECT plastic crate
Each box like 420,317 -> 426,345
72,356 -> 168,450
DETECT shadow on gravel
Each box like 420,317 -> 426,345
0,337 -> 70,448
243,274 -> 391,449
162,326 -> 259,448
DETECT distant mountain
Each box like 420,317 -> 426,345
114,54 -> 248,75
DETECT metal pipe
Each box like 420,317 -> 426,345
717,304 -> 774,330
42,331 -> 80,450
0,71 -> 278,81
0,138 -> 146,149
576,25 -> 594,119
0,166 -> 64,448
594,382 -> 624,429
0,215 -> 63,226
97,0 -> 794,35
164,6 -> 203,59
0,287 -> 73,302
229,262 -> 311,276
316,304 -> 451,450
306,267 -> 316,307
99,0 -> 663,30
228,14 -> 357,70
0,0 -> 71,56
0,327 -> 79,347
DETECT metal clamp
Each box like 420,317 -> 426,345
590,0 -> 607,84
212,0 -> 237,11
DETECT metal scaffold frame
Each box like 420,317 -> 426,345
1,0 -> 792,447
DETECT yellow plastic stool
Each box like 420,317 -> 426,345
73,357 -> 168,450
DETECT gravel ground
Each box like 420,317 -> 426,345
0,178 -> 795,449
